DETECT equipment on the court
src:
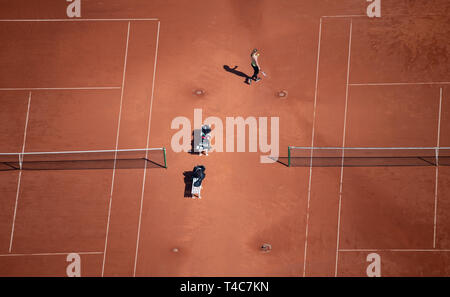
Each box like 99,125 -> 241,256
191,165 -> 205,199
0,148 -> 167,171
193,128 -> 212,156
286,146 -> 450,167
261,71 -> 267,77
192,165 -> 205,187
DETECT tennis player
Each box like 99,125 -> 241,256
248,48 -> 262,85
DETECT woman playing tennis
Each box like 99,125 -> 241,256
248,48 -> 263,85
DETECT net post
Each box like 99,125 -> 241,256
288,146 -> 291,167
163,147 -> 167,169
436,147 -> 439,167
18,153 -> 23,170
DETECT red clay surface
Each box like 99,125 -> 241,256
0,0 -> 449,277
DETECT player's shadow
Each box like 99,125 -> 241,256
223,65 -> 251,84
183,171 -> 194,198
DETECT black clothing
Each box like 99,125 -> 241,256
193,165 -> 206,187
251,65 -> 260,80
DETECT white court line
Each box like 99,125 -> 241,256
0,251 -> 103,257
302,17 -> 322,278
322,14 -> 446,19
339,249 -> 450,252
290,146 -> 450,150
433,88 -> 443,248
20,93 -> 32,168
134,20 -> 161,277
0,87 -> 121,91
0,18 -> 158,22
9,92 -> 32,253
350,82 -> 450,86
321,15 -> 366,18
335,19 -> 353,277
9,172 -> 22,252
101,21 -> 131,277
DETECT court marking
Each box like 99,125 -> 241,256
321,15 -> 366,19
321,14 -> 447,19
290,146 -> 450,150
0,251 -> 103,257
101,21 -> 131,277
0,18 -> 158,22
335,19 -> 353,277
433,87 -> 443,248
9,91 -> 32,253
350,82 -> 450,86
0,87 -> 121,91
302,17 -> 322,278
339,249 -> 450,252
133,20 -> 161,277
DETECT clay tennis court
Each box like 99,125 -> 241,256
0,0 -> 449,277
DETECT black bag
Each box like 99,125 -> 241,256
193,166 -> 206,187
202,125 -> 211,135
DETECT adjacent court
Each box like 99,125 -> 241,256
0,16 -> 161,276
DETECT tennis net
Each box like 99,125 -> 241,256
0,148 -> 167,171
286,147 -> 450,167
